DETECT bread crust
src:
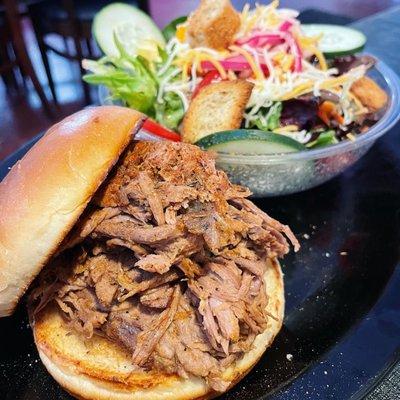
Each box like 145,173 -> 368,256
187,0 -> 240,50
31,258 -> 284,400
0,106 -> 145,317
182,80 -> 254,143
351,76 -> 388,112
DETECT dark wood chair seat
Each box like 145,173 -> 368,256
28,0 -> 147,105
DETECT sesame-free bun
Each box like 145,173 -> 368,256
0,106 -> 145,317
31,258 -> 283,400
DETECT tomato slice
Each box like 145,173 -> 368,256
142,119 -> 181,142
192,70 -> 221,99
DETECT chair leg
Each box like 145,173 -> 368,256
7,43 -> 21,91
61,0 -> 91,104
29,10 -> 58,105
85,38 -> 94,58
73,36 -> 91,104
16,45 -> 54,117
4,0 -> 54,117
63,37 -> 70,53
8,42 -> 28,90
81,71 -> 92,105
36,34 -> 58,105
0,41 -> 19,92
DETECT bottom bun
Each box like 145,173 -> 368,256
31,258 -> 284,400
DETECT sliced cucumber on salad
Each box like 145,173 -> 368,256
196,130 -> 315,196
301,24 -> 366,58
93,3 -> 165,57
196,130 -> 307,154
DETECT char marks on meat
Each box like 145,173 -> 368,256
32,142 -> 298,391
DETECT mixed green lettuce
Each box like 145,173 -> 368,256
83,35 -> 185,131
306,130 -> 338,148
248,102 -> 283,131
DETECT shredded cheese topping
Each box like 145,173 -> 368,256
156,0 -> 369,141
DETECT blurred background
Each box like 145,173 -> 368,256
1,0 -> 400,159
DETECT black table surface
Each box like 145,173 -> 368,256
1,6 -> 400,400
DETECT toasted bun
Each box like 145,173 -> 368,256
31,258 -> 284,400
0,106 -> 145,317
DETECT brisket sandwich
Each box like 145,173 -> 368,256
0,106 -> 299,399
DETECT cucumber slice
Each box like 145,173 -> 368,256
196,130 -> 307,154
196,130 -> 315,197
302,24 -> 366,58
93,3 -> 165,57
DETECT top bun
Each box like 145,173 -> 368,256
0,106 -> 145,317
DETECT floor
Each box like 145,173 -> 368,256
1,0 -> 399,161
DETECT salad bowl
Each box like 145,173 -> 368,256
99,58 -> 400,197
89,0 -> 400,197
213,59 -> 400,196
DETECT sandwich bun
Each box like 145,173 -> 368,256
0,106 -> 145,317
31,258 -> 284,400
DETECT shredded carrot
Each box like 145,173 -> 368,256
318,101 -> 345,126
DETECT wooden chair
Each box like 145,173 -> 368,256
0,11 -> 18,91
28,0 -> 149,105
0,0 -> 53,116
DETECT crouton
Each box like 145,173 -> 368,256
182,80 -> 254,143
187,0 -> 241,50
351,76 -> 388,112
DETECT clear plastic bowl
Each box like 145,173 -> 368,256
215,59 -> 400,197
98,57 -> 400,197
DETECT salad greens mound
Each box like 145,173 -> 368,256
83,0 -> 387,150
83,35 -> 184,131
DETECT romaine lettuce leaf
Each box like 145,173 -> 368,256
154,91 -> 185,131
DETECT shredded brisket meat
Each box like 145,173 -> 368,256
31,141 -> 298,391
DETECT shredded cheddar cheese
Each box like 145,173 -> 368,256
280,81 -> 313,100
312,47 -> 328,71
153,1 -> 370,142
227,70 -> 237,81
274,125 -> 299,133
176,25 -> 186,43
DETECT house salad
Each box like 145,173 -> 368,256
83,0 -> 388,154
